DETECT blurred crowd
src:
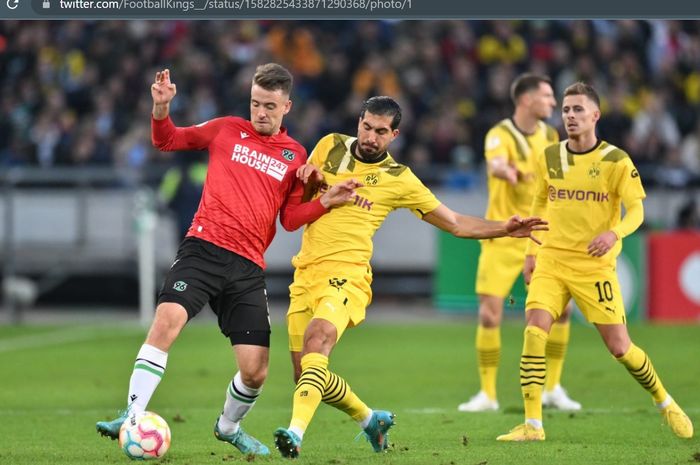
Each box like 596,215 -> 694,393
2,20 -> 700,188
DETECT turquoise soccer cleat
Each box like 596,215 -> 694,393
96,410 -> 129,440
361,410 -> 395,452
273,427 -> 302,459
214,419 -> 270,455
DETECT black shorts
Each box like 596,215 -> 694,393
158,237 -> 270,347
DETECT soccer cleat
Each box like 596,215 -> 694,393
496,423 -> 546,441
660,401 -> 693,439
214,420 -> 270,455
273,427 -> 302,459
542,384 -> 582,411
457,391 -> 499,412
361,410 -> 395,452
96,410 -> 129,440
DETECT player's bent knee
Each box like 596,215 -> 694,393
303,331 -> 334,354
478,295 -> 504,327
606,339 -> 631,358
302,321 -> 338,355
480,311 -> 502,327
525,308 -> 555,332
240,365 -> 268,388
145,303 -> 188,350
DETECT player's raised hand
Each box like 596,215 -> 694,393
297,164 -> 325,185
504,215 -> 548,243
587,231 -> 618,257
320,179 -> 363,209
151,69 -> 177,106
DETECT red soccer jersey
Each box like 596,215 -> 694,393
152,115 -> 326,269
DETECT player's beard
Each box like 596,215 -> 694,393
356,143 -> 385,162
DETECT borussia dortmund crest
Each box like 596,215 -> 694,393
364,173 -> 380,186
282,149 -> 295,161
588,163 -> 601,179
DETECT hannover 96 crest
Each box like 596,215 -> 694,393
282,149 -> 295,161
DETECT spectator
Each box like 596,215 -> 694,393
0,19 -> 699,191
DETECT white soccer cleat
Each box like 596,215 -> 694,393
457,391 -> 499,412
542,384 -> 581,411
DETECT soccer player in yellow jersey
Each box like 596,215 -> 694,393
459,73 -> 581,413
272,96 -> 549,458
497,82 -> 693,442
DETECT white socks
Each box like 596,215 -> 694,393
217,371 -> 262,434
128,344 -> 168,414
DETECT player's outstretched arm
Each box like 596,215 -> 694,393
151,69 -> 177,120
297,164 -> 326,203
279,178 -> 363,231
150,69 -> 225,152
319,179 -> 363,209
422,204 -> 547,240
503,215 -> 549,243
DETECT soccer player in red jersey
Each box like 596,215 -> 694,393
97,64 -> 359,456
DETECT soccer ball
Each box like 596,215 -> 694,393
119,411 -> 171,460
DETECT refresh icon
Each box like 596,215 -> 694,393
6,0 -> 19,8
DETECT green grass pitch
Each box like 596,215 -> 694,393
0,318 -> 698,464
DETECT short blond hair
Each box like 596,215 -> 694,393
563,82 -> 600,108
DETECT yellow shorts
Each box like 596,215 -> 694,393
475,237 -> 527,298
286,262 -> 372,352
525,255 -> 626,325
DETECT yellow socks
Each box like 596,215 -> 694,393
545,320 -> 570,391
617,343 -> 668,404
290,353 -> 329,433
521,326 -> 548,423
476,325 -> 500,400
291,353 -> 372,434
322,371 -> 371,422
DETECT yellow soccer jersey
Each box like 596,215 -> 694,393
531,140 -> 646,267
291,133 -> 441,269
484,119 -> 559,220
